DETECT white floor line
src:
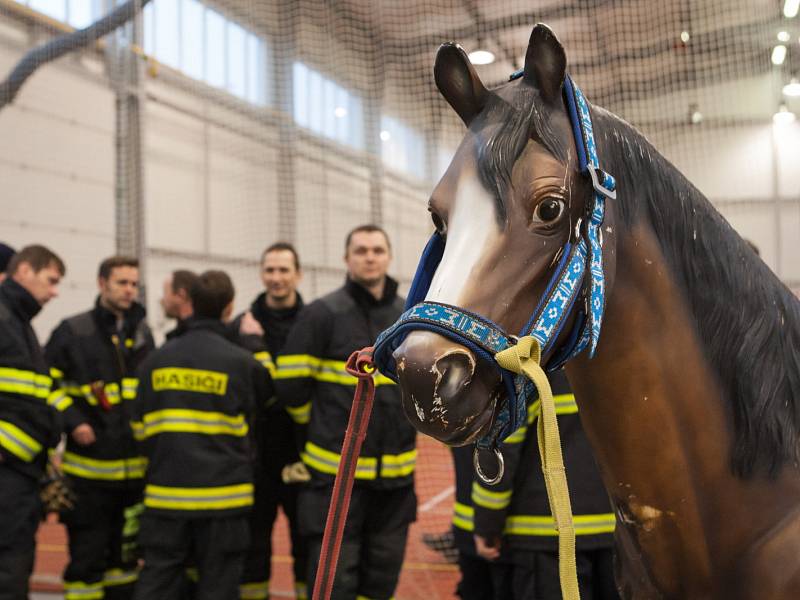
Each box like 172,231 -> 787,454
419,485 -> 455,512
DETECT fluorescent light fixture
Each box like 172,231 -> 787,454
785,0 -> 800,18
772,44 -> 788,65
773,104 -> 796,125
333,106 -> 347,118
380,130 -> 391,141
680,31 -> 690,43
468,49 -> 495,65
778,30 -> 791,42
783,78 -> 800,96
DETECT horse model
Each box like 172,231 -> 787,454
373,24 -> 800,599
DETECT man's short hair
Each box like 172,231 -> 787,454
98,256 -> 139,280
260,242 -> 300,271
190,270 -> 235,319
344,225 -> 391,253
171,269 -> 198,294
7,244 -> 65,276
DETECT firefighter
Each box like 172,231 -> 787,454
0,245 -> 65,600
160,269 -> 197,340
275,225 -> 416,600
0,242 -> 15,282
45,256 -> 155,600
472,370 -> 619,599
232,242 -> 308,600
132,270 -> 272,600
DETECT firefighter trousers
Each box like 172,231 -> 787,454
134,513 -> 250,600
0,464 -> 40,600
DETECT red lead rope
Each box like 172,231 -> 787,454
312,347 -> 377,600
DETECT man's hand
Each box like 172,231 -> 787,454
474,534 -> 501,560
239,311 -> 264,337
71,423 -> 96,446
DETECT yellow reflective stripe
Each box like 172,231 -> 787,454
240,580 -> 270,599
103,568 -> 138,587
253,351 -> 276,376
527,393 -> 578,424
144,483 -> 254,511
294,581 -> 307,600
140,409 -> 248,438
0,367 -> 51,399
124,338 -> 134,348
471,481 -> 512,510
121,377 -> 138,400
185,567 -> 198,582
504,512 -> 616,536
47,389 -> 73,411
62,452 -> 147,480
286,402 -> 311,425
0,420 -> 43,462
276,355 -> 395,387
453,501 -> 474,531
302,441 -> 377,480
64,580 -> 104,599
380,449 -> 417,477
504,424 -> 527,444
131,421 -> 145,441
50,367 -> 64,380
152,368 -> 229,396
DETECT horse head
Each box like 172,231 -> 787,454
391,24 -> 616,446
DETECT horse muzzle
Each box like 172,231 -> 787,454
393,330 -> 502,446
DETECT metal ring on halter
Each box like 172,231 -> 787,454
473,446 -> 505,486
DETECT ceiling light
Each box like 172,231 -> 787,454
785,0 -> 800,18
380,130 -> 391,141
468,49 -> 495,65
778,30 -> 792,42
783,78 -> 800,96
680,31 -> 690,43
773,104 -> 796,125
772,44 -> 788,65
334,106 -> 347,118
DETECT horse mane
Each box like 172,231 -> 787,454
590,106 -> 800,478
474,76 -> 800,477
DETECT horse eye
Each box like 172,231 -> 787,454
532,197 -> 565,224
430,210 -> 447,235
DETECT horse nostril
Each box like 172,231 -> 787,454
434,351 -> 475,401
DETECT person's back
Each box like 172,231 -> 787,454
132,271 -> 271,600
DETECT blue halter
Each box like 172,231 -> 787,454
373,75 -> 616,450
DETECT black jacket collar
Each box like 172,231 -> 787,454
345,276 -> 399,309
92,296 -> 147,336
0,278 -> 41,322
250,291 -> 304,325
185,317 -> 227,337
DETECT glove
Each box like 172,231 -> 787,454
281,461 -> 311,484
40,462 -> 76,514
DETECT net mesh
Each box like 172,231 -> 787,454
0,0 -> 798,597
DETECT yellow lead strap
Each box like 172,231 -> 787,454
495,336 -> 579,600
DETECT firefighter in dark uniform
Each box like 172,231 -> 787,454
275,225 -> 416,600
160,270 -> 197,341
472,370 -> 619,599
0,241 -> 16,282
132,270 -> 272,600
232,242 -> 308,600
0,245 -> 65,600
45,256 -> 155,600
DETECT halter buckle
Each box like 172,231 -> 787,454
587,166 -> 617,200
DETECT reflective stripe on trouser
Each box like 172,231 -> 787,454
240,580 -> 269,599
64,580 -> 104,600
62,452 -> 147,481
103,568 -> 139,587
144,483 -> 254,511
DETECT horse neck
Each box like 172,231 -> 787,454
564,222 -> 800,595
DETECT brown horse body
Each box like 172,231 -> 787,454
389,24 -> 800,598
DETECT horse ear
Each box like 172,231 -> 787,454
522,24 -> 567,104
434,43 -> 489,126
